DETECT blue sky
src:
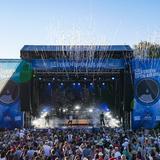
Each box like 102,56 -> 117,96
0,0 -> 160,58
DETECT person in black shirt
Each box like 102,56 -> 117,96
45,114 -> 50,126
100,112 -> 105,126
68,115 -> 73,126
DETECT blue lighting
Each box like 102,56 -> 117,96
53,77 -> 55,80
106,108 -> 110,112
73,83 -> 76,86
88,82 -> 94,92
42,107 -> 51,113
102,82 -> 105,86
60,82 -> 64,86
48,82 -> 51,86
100,103 -> 110,112
112,77 -> 115,80
78,82 -> 81,86
84,77 -> 87,80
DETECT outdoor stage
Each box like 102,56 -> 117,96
3,45 -> 160,129
20,45 -> 133,129
0,45 -> 134,129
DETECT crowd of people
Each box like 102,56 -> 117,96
0,127 -> 160,160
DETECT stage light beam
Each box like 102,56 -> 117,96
75,105 -> 80,110
89,108 -> 93,113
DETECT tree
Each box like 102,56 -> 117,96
134,41 -> 160,58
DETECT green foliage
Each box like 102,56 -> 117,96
134,41 -> 160,58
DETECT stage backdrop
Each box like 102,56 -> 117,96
31,59 -> 125,71
0,59 -> 24,129
132,58 -> 160,129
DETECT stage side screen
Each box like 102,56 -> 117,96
0,60 -> 24,129
132,58 -> 160,129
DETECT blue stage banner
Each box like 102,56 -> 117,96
132,58 -> 160,129
0,59 -> 24,129
0,101 -> 23,129
32,59 -> 125,70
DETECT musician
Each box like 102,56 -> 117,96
100,112 -> 105,126
45,113 -> 50,126
68,114 -> 73,126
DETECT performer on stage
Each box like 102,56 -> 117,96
100,112 -> 105,126
45,113 -> 50,127
68,114 -> 73,126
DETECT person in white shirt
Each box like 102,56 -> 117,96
68,133 -> 73,143
43,142 -> 51,157
114,147 -> 121,158
27,146 -> 35,159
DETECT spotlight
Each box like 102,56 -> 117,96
105,112 -> 110,116
112,77 -> 115,80
48,82 -> 51,86
102,82 -> 105,86
60,82 -> 64,86
89,108 -> 93,113
84,77 -> 87,80
78,82 -> 81,86
40,111 -> 48,118
39,77 -> 42,80
73,83 -> 76,86
106,108 -> 110,112
90,82 -> 93,86
105,112 -> 112,118
53,78 -> 55,80
75,105 -> 80,110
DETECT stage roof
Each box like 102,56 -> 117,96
20,45 -> 133,59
